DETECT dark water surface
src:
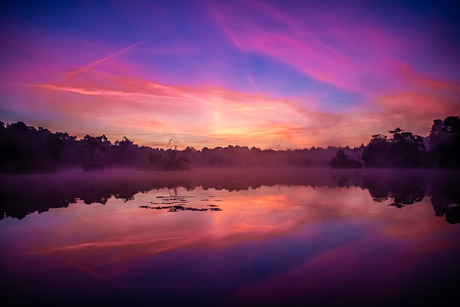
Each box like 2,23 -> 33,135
1,168 -> 459,306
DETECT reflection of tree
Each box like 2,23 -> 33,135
429,174 -> 460,224
360,170 -> 460,223
431,198 -> 460,224
0,175 -> 145,219
2,170 -> 459,223
331,169 -> 361,187
362,171 -> 426,206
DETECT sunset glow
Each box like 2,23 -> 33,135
1,0 -> 459,148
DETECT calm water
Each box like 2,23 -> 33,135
1,169 -> 459,306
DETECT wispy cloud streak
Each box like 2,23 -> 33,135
56,40 -> 149,82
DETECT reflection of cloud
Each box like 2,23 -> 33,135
229,225 -> 458,305
26,185 -> 451,262
29,237 -> 186,254
62,259 -> 138,294
17,183 -> 456,306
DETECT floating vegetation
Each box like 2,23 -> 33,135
143,195 -> 223,212
139,203 -> 221,212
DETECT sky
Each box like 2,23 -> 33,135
1,0 -> 460,149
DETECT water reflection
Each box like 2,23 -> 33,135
0,169 -> 459,306
1,169 -> 459,223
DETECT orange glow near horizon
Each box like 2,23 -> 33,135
1,0 -> 460,149
23,70 -> 460,150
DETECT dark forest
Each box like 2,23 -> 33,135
0,115 -> 459,173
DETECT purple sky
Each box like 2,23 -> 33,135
1,0 -> 459,149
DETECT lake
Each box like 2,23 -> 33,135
1,168 -> 459,306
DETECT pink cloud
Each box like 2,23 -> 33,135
210,0 -> 408,96
2,11 -> 459,149
399,63 -> 460,92
23,65 -> 460,149
212,9 -> 361,92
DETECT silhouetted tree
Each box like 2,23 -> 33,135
3,116 -> 459,173
429,116 -> 460,169
362,134 -> 391,167
83,135 -> 107,171
330,150 -> 362,168
115,136 -> 134,149
46,134 -> 63,161
363,129 -> 426,168
164,148 -> 191,170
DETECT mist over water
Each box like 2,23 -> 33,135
1,168 -> 459,306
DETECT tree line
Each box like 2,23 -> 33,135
0,115 -> 459,173
0,122 -> 190,173
360,115 -> 460,169
330,115 -> 459,169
